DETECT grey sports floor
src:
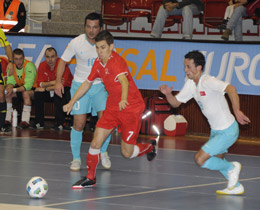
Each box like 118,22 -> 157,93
0,135 -> 260,210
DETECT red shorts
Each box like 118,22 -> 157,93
96,109 -> 142,145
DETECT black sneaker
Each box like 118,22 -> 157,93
0,124 -> 12,133
147,140 -> 157,161
72,177 -> 96,189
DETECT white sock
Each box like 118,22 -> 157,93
89,146 -> 100,155
5,103 -> 13,122
130,145 -> 140,159
21,105 -> 31,123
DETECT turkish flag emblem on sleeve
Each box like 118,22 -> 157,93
200,91 -> 206,96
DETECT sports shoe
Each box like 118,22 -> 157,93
0,124 -> 12,133
216,184 -> 244,195
101,152 -> 111,169
32,123 -> 44,129
70,159 -> 81,171
72,176 -> 96,189
51,124 -> 63,131
227,162 -> 242,189
147,140 -> 157,161
18,121 -> 29,129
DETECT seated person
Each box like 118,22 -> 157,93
217,0 -> 237,30
5,48 -> 37,129
33,47 -> 73,130
221,0 -> 260,41
0,0 -> 26,32
151,0 -> 204,39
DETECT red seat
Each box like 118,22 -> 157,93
202,0 -> 229,28
102,0 -> 126,26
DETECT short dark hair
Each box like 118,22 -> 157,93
13,48 -> 24,57
45,47 -> 57,56
84,12 -> 103,28
185,50 -> 205,70
95,30 -> 114,45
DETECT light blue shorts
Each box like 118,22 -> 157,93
70,80 -> 108,116
202,121 -> 239,156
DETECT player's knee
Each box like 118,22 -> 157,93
194,153 -> 205,166
73,122 -> 84,131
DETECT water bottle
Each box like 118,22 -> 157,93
12,109 -> 18,127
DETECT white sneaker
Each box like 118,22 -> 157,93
70,159 -> 81,171
227,162 -> 241,189
216,184 -> 244,195
101,152 -> 111,169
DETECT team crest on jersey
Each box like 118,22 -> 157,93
105,68 -> 109,75
200,91 -> 206,96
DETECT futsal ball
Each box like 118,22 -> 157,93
26,176 -> 48,198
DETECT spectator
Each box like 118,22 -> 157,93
0,0 -> 26,32
33,47 -> 73,130
0,28 -> 13,133
5,48 -> 37,129
221,0 -> 260,41
151,0 -> 204,39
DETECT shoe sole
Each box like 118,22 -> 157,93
72,184 -> 96,189
216,190 -> 244,195
70,168 -> 81,172
102,165 -> 111,170
228,163 -> 242,190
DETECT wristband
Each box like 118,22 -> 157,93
13,88 -> 17,93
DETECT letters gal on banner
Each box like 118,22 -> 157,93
3,34 -> 260,95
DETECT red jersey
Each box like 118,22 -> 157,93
88,51 -> 144,112
37,58 -> 73,87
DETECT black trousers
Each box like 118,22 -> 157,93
34,87 -> 71,126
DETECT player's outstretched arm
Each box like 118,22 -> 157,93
225,84 -> 250,125
63,80 -> 92,115
159,84 -> 182,108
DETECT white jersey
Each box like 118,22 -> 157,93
61,34 -> 101,84
176,74 -> 235,130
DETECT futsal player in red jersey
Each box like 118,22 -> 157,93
63,30 -> 157,188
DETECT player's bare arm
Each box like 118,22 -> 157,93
159,84 -> 182,108
225,84 -> 250,125
63,80 -> 92,115
118,74 -> 129,111
55,59 -> 67,97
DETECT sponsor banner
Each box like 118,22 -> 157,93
2,34 -> 259,95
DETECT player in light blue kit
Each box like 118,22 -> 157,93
55,13 -> 112,171
159,50 -> 250,195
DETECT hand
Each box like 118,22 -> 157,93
7,62 -> 14,76
164,2 -> 178,12
63,102 -> 73,115
119,100 -> 129,111
5,86 -> 13,96
159,84 -> 173,95
234,109 -> 250,125
54,81 -> 64,98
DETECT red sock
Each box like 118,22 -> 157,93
86,153 -> 100,180
137,143 -> 153,157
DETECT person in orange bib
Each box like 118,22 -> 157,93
5,48 -> 37,129
0,0 -> 26,32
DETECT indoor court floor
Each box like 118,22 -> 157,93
0,128 -> 260,210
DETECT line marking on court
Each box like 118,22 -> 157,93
44,176 -> 260,207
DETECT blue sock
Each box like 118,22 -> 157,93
201,156 -> 233,171
100,133 -> 112,154
70,128 -> 83,160
220,159 -> 241,187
